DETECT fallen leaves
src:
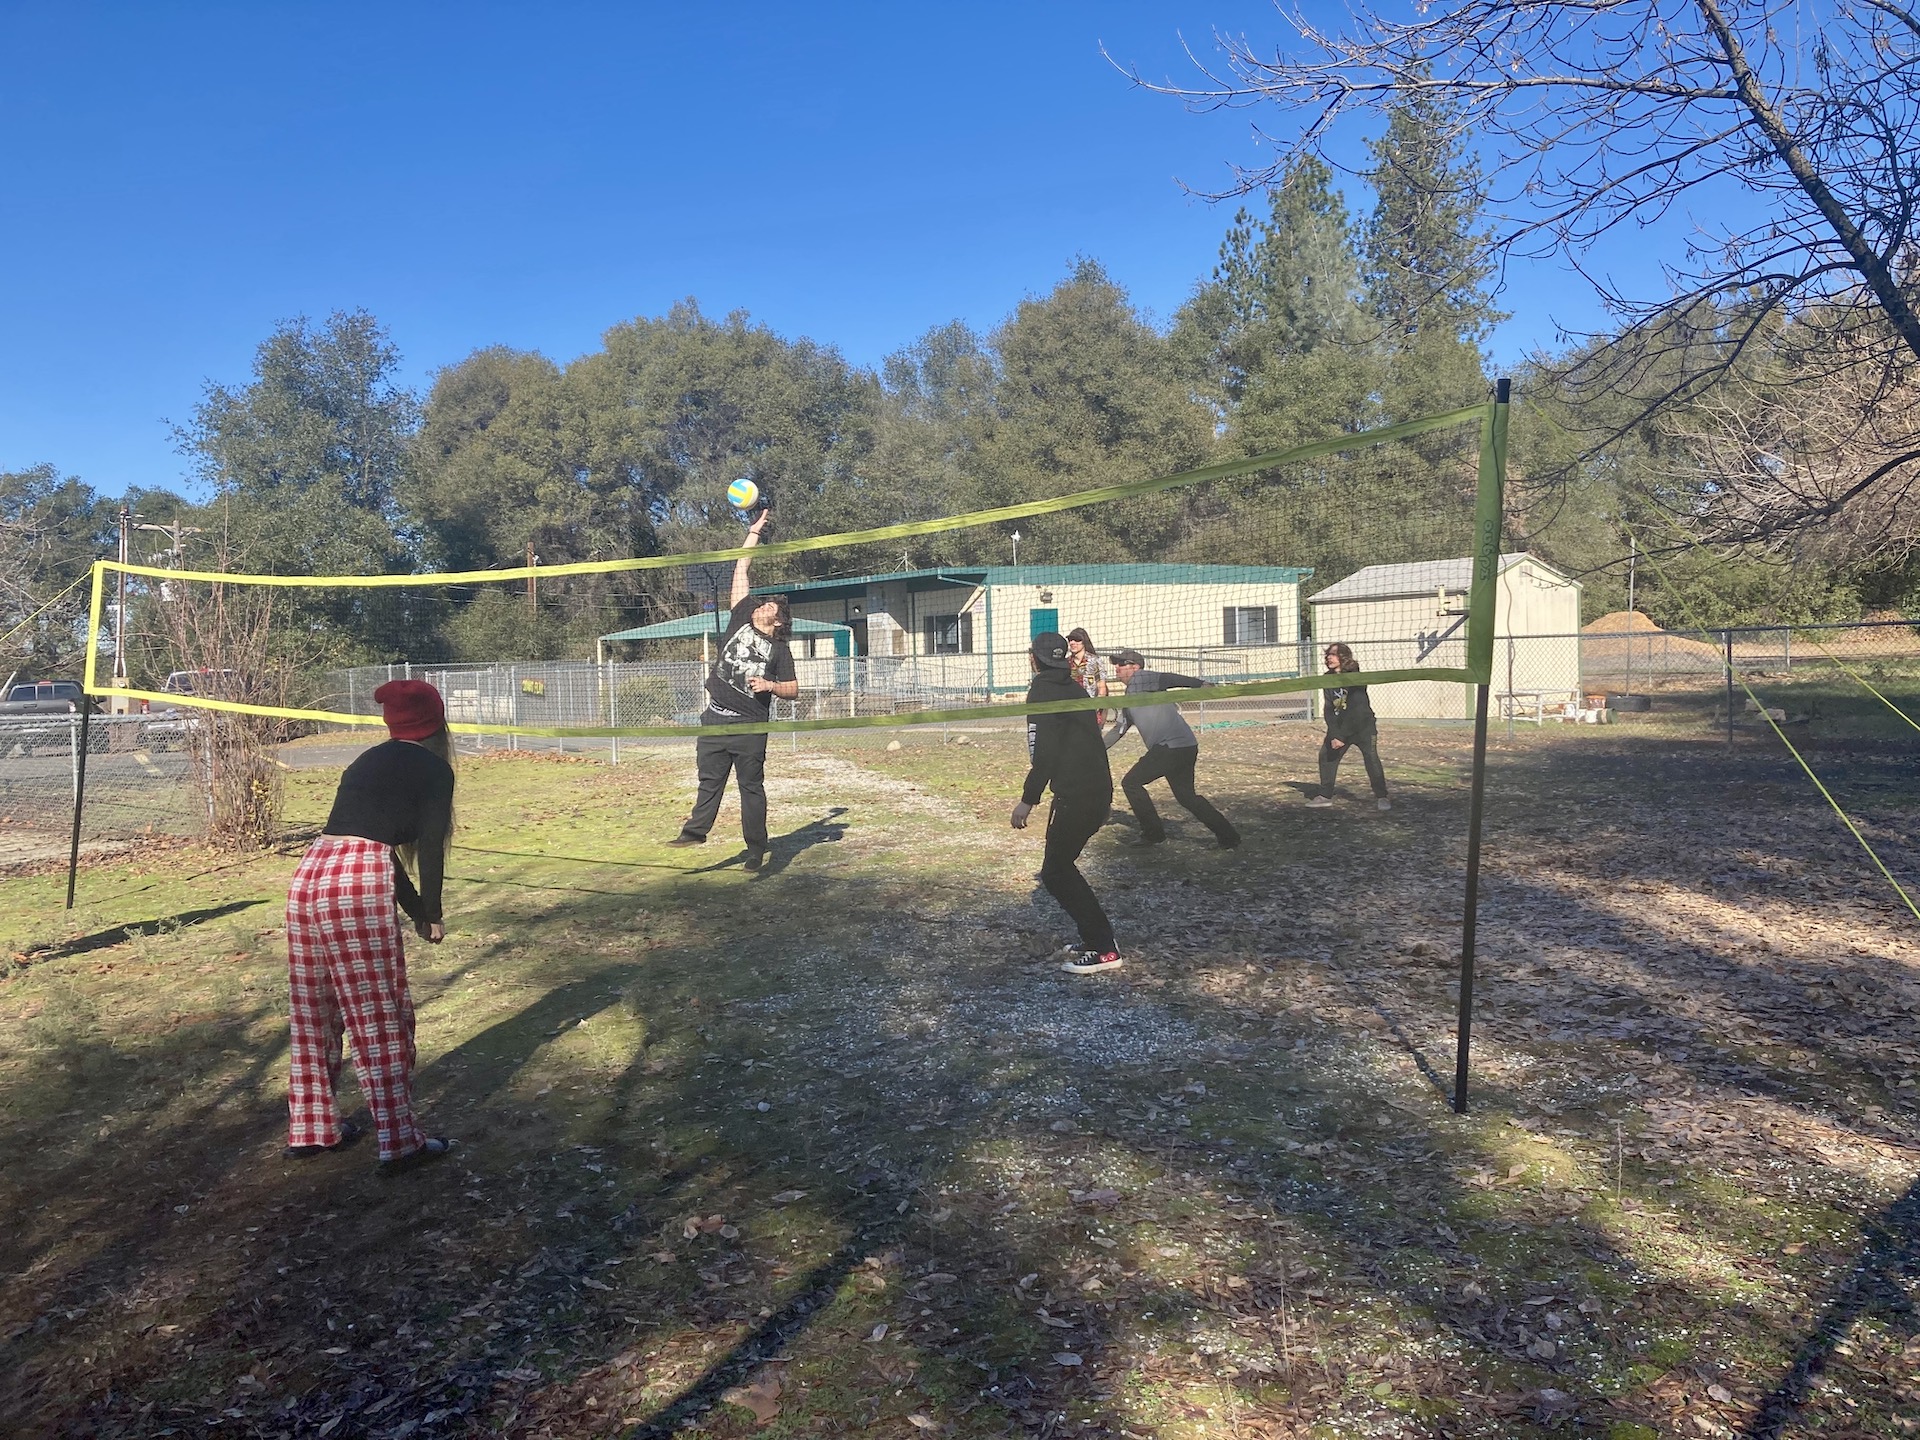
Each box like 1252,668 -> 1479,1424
720,1368 -> 783,1424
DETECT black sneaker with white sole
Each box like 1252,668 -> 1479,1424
1060,949 -> 1123,974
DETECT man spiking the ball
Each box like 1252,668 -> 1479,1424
667,503 -> 797,871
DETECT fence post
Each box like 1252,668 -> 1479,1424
608,660 -> 620,766
65,704 -> 93,909
1724,630 -> 1735,750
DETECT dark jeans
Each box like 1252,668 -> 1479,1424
682,730 -> 770,848
1318,729 -> 1387,799
1041,790 -> 1115,953
1122,743 -> 1239,845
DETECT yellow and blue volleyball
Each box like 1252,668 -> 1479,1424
727,477 -> 759,510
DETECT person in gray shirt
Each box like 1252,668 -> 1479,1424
1104,649 -> 1241,849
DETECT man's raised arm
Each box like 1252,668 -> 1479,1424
730,509 -> 771,608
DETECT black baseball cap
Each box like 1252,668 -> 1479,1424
1111,648 -> 1146,668
1030,631 -> 1072,668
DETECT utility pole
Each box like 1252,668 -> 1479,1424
136,516 -> 203,567
117,518 -> 203,708
526,542 -> 539,615
112,508 -> 132,706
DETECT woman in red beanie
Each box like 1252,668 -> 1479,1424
284,678 -> 455,1172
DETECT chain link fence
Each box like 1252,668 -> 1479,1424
320,648 -> 1318,758
1486,619 -> 1920,745
16,618 -> 1901,867
318,620 -> 1916,755
0,713 -> 207,865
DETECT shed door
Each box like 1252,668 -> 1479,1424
1029,607 -> 1058,640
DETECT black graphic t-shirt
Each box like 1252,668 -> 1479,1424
704,596 -> 796,720
1324,681 -> 1376,743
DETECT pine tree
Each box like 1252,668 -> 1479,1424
1363,80 -> 1503,420
1175,156 -> 1368,414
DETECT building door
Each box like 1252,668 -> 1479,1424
1029,607 -> 1058,639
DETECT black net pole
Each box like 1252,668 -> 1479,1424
1452,679 -> 1493,1112
65,701 -> 93,910
1452,376 -> 1509,1115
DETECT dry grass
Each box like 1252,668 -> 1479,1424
2,720 -> 1917,1438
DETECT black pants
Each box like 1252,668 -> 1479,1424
1041,791 -> 1115,953
1317,729 -> 1387,799
682,730 -> 770,848
1121,744 -> 1239,845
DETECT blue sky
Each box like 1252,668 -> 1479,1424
2,2 -> 1627,498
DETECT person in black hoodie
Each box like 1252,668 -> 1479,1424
1307,641 -> 1390,811
1011,631 -> 1121,973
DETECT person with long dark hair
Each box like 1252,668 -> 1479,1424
285,679 -> 455,1173
1065,627 -> 1108,722
1012,632 -> 1121,973
1307,642 -> 1390,811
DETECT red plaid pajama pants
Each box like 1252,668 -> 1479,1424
286,835 -> 427,1162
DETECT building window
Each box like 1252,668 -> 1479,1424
1223,605 -> 1280,646
923,613 -> 973,654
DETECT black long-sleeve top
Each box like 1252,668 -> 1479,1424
1324,679 -> 1377,745
1021,669 -> 1113,806
322,739 -> 455,924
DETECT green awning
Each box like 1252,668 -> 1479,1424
599,615 -> 853,643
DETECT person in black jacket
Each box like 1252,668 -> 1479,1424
285,679 -> 456,1173
1307,642 -> 1390,811
1012,631 -> 1121,973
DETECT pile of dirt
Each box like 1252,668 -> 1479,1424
1581,611 -> 1724,673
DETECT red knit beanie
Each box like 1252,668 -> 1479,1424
373,679 -> 445,741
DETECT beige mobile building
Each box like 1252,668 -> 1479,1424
1306,553 -> 1583,720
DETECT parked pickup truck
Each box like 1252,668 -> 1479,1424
0,679 -> 95,716
0,680 -> 99,757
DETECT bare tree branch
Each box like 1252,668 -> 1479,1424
1117,0 -> 1920,542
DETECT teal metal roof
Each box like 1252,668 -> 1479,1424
754,563 -> 1312,600
599,614 -> 852,643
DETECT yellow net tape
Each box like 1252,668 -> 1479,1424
84,399 -> 1501,732
93,405 -> 1486,588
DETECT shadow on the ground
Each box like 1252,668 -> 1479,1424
1744,1175 -> 1920,1438
681,807 -> 850,878
16,898 -> 268,963
6,732 -> 1918,1438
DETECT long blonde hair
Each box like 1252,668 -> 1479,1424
396,723 -> 456,871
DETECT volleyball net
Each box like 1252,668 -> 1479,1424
82,396 -> 1508,740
